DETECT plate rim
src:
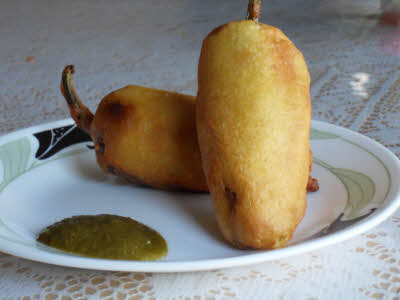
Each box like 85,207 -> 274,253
0,118 -> 399,272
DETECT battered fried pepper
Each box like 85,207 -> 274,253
196,0 -> 314,249
61,65 -> 207,191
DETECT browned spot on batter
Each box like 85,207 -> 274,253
106,165 -> 143,186
109,102 -> 127,116
230,239 -> 253,250
307,176 -> 319,192
225,187 -> 237,212
96,136 -> 105,155
120,172 -> 146,186
103,102 -> 135,124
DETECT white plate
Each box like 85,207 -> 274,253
0,119 -> 399,272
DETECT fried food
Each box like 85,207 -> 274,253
61,66 -> 207,192
196,20 -> 312,249
307,150 -> 319,192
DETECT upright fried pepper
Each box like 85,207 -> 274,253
196,1 -> 312,248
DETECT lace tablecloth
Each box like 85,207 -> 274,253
1,0 -> 399,299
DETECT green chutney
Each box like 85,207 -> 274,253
37,214 -> 167,261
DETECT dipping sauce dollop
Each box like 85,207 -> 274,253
37,214 -> 167,261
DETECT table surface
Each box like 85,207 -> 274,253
1,0 -> 400,299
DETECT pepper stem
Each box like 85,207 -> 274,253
246,0 -> 261,21
60,65 -> 94,134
